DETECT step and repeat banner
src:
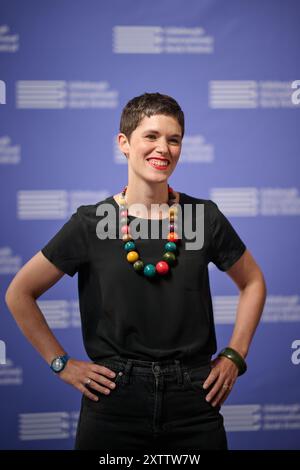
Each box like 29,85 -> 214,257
1,0 -> 299,450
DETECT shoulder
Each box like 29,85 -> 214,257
180,193 -> 222,231
74,196 -> 116,228
180,192 -> 216,210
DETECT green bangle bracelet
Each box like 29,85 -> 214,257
218,347 -> 247,376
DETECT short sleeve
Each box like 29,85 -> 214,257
208,200 -> 247,272
41,207 -> 89,277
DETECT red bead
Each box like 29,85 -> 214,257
167,232 -> 179,243
155,261 -> 170,275
120,184 -> 180,278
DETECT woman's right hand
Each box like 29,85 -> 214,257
58,358 -> 117,401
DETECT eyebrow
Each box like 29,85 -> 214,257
143,130 -> 182,138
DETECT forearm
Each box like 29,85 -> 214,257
5,291 -> 66,365
228,274 -> 267,359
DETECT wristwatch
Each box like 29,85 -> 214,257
50,354 -> 70,373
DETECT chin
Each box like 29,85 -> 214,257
140,176 -> 167,187
147,173 -> 169,182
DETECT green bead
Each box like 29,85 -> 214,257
133,260 -> 144,272
124,241 -> 135,252
143,264 -> 156,277
165,241 -> 177,253
162,251 -> 176,265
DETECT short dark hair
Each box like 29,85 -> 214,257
119,92 -> 185,142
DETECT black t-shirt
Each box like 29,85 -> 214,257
41,192 -> 246,363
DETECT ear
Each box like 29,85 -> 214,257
117,133 -> 130,158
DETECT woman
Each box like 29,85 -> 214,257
5,92 -> 267,451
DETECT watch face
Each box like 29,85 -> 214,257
52,358 -> 63,372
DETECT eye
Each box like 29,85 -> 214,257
146,134 -> 156,139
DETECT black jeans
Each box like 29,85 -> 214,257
74,356 -> 227,451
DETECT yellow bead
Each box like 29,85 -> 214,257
169,205 -> 178,215
169,214 -> 178,222
127,251 -> 139,263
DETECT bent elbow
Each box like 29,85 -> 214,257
258,270 -> 267,303
262,273 -> 267,299
5,283 -> 16,309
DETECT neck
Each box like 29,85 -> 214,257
123,179 -> 172,219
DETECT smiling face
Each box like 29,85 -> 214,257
118,114 -> 183,184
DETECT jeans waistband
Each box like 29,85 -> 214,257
94,355 -> 212,377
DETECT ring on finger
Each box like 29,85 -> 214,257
85,378 -> 92,386
222,383 -> 231,390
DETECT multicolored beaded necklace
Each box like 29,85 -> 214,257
119,184 -> 180,278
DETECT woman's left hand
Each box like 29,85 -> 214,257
202,356 -> 239,407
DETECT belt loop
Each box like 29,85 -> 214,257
174,359 -> 183,385
122,359 -> 133,384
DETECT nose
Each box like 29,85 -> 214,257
156,137 -> 169,155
